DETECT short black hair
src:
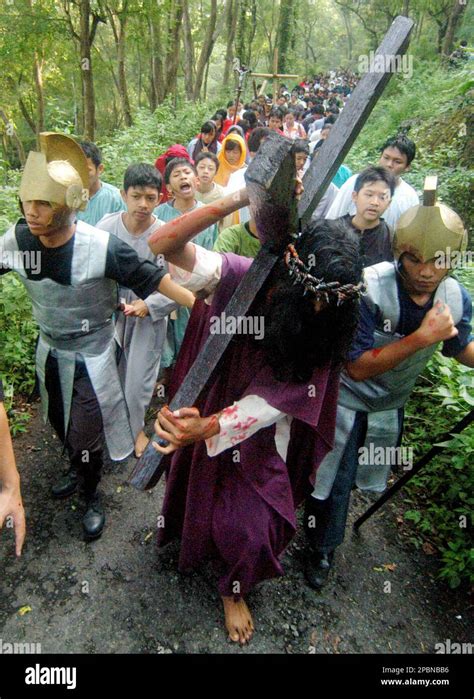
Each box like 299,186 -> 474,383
226,125 -> 245,140
269,107 -> 283,121
354,165 -> 396,196
195,151 -> 219,171
236,119 -> 251,135
215,108 -> 227,119
79,141 -> 102,167
164,157 -> 196,185
293,139 -> 310,155
380,134 -> 416,165
323,115 -> 336,125
242,110 -> 258,128
248,126 -> 271,154
201,120 -> 216,134
123,163 -> 162,192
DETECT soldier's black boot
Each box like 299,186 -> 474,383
82,491 -> 105,541
51,468 -> 78,499
305,550 -> 334,591
303,495 -> 334,591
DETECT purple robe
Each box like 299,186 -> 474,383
158,253 -> 340,596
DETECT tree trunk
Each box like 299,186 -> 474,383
103,3 -> 133,127
442,0 -> 466,56
79,0 -> 95,140
18,95 -> 37,136
26,0 -> 45,145
416,11 -> 424,40
0,109 -> 26,165
182,0 -> 195,100
247,0 -> 257,67
148,12 -> 163,109
117,14 -> 133,126
235,0 -> 249,66
203,55 -> 210,100
276,0 -> 294,73
341,8 -> 353,62
193,0 -> 219,100
223,0 -> 239,86
164,0 -> 184,97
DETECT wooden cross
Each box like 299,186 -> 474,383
129,16 -> 414,491
252,48 -> 299,101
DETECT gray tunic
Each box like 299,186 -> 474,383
313,262 -> 464,497
0,221 -> 136,460
96,213 -> 177,439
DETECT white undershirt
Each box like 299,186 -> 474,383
169,245 -> 291,458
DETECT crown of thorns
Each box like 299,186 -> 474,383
284,244 -> 365,305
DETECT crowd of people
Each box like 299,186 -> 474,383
0,68 -> 472,646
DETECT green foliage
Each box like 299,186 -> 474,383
344,62 -> 474,232
0,173 -> 21,231
403,353 -> 474,589
0,274 -> 37,432
100,99 -> 220,186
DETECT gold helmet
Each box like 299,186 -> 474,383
393,176 -> 467,262
19,133 -> 89,211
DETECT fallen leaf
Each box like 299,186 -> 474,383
422,542 -> 436,555
116,486 -> 122,494
18,606 -> 32,616
383,563 -> 397,572
373,566 -> 384,572
144,532 -> 153,542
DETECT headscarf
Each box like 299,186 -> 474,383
155,144 -> 193,202
214,133 -> 247,187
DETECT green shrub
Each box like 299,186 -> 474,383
403,353 -> 474,589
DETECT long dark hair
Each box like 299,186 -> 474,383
257,221 -> 363,383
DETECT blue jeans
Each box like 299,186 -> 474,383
306,408 -> 404,553
306,412 -> 368,553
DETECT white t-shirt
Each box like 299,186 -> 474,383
325,174 -> 419,229
225,166 -> 250,224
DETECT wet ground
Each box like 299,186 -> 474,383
0,403 -> 472,655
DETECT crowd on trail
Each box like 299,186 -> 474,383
0,67 -> 472,648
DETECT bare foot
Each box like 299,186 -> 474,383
222,596 -> 254,645
134,430 -> 149,458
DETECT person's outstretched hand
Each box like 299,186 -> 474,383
0,482 -> 26,556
